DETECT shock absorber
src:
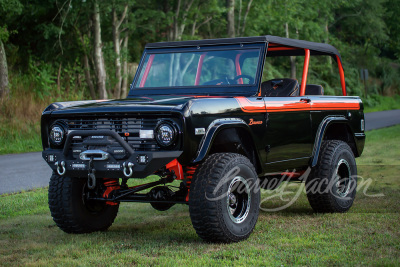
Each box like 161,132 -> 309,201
185,166 -> 198,202
103,178 -> 120,205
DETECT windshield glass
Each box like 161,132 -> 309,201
135,49 -> 261,88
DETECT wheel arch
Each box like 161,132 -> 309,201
311,116 -> 359,167
192,119 -> 262,174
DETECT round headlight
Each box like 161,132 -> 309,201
49,123 -> 66,146
156,123 -> 177,147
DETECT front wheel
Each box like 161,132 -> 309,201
48,174 -> 119,233
189,153 -> 260,243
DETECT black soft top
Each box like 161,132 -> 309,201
145,35 -> 341,61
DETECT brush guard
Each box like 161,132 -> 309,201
43,130 -> 182,179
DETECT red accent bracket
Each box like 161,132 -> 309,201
166,159 -> 184,180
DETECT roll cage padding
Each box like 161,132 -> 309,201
305,85 -> 324,95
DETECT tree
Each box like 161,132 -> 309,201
226,0 -> 235,37
383,0 -> 400,59
76,26 -> 97,99
0,39 -> 8,98
236,0 -> 253,36
93,0 -> 108,99
0,0 -> 23,98
112,2 -> 129,98
121,34 -> 129,98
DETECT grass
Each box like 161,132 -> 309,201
0,92 -> 44,154
1,126 -> 399,265
0,74 -> 83,155
0,119 -> 42,155
363,94 -> 400,113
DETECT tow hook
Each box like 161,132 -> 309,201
87,158 -> 96,189
55,161 -> 66,176
123,162 -> 134,177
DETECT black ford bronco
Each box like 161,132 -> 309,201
42,35 -> 365,243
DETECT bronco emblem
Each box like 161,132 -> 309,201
249,118 -> 263,125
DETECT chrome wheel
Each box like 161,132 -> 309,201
335,159 -> 352,197
226,176 -> 251,224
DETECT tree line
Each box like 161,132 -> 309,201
0,0 -> 399,100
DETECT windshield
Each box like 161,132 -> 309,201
135,49 -> 261,88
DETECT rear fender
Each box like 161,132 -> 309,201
311,116 -> 360,167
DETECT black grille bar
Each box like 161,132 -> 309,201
62,116 -> 163,152
65,117 -> 159,133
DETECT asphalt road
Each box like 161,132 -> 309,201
1,109 -> 399,195
0,152 -> 51,195
364,109 -> 400,131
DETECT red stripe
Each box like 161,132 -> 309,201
235,97 -> 360,113
235,97 -> 266,112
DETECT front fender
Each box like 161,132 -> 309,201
192,118 -> 251,163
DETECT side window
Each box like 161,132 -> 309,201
262,56 -> 297,82
261,56 -> 301,97
262,54 -> 335,95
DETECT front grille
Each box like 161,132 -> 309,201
63,116 -> 163,151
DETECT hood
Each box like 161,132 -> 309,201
44,95 -> 201,115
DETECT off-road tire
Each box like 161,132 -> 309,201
306,140 -> 357,213
48,174 -> 119,233
189,153 -> 260,243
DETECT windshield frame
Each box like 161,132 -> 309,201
129,42 -> 266,97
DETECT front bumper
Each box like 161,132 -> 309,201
42,130 -> 182,178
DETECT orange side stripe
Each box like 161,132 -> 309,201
235,97 -> 360,113
235,97 -> 267,112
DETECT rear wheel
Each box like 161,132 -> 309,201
306,140 -> 357,213
189,153 -> 260,243
48,174 -> 119,233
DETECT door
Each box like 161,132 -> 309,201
263,96 -> 313,172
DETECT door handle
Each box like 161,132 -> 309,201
300,98 -> 311,103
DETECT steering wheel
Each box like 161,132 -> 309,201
233,74 -> 254,84
202,77 -> 234,85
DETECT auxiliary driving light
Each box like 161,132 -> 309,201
155,123 -> 177,147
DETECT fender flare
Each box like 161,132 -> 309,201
192,118 -> 256,164
310,116 -> 351,167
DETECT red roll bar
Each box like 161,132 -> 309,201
336,55 -> 347,96
299,49 -> 310,96
139,54 -> 155,88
